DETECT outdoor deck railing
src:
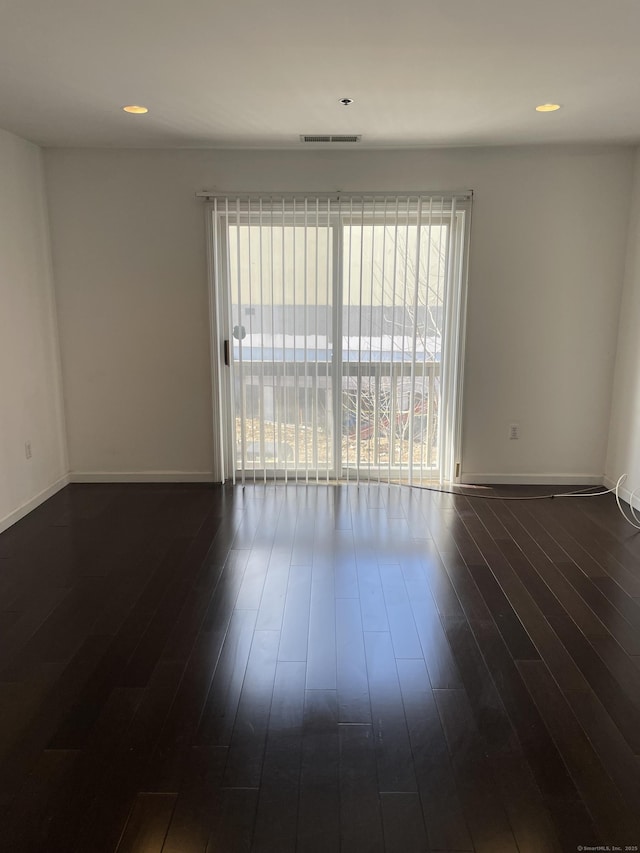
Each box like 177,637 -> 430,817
234,358 -> 440,481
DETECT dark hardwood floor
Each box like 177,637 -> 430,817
0,481 -> 639,851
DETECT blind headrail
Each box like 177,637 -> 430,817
195,190 -> 473,202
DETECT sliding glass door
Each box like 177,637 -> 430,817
208,194 -> 471,485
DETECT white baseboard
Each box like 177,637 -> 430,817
460,473 -> 604,486
0,474 -> 70,534
69,471 -> 216,484
603,475 -> 640,512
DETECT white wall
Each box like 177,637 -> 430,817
0,129 -> 67,531
44,145 -> 634,482
606,147 -> 640,505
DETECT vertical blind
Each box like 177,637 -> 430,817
207,193 -> 471,485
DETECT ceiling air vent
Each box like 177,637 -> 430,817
300,134 -> 361,143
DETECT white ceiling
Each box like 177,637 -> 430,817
1,0 -> 640,149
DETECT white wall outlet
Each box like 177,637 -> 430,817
509,423 -> 520,441
24,440 -> 32,459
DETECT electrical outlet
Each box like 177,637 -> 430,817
509,423 -> 520,441
25,440 -> 32,459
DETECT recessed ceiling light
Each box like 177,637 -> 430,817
339,97 -> 354,106
122,105 -> 148,114
535,103 -> 561,112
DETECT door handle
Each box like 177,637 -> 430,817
224,340 -> 230,366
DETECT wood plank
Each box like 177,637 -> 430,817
222,629 -> 279,788
434,688 -> 519,853
339,724 -> 384,852
305,557 -> 337,690
195,607 -> 257,746
205,787 -> 258,853
563,687 -> 640,812
256,556 -> 290,631
42,687 -> 144,852
396,659 -> 473,851
518,659 -> 640,844
161,747 -> 226,853
378,563 -> 423,659
252,661 -> 305,853
363,631 -> 417,793
0,749 -> 78,851
335,596 -> 371,723
116,792 -> 177,853
278,565 -> 311,662
552,559 -> 640,654
0,633 -> 112,808
71,659 -> 185,853
402,570 -> 464,688
549,614 -> 640,753
297,689 -> 340,853
380,793 -> 429,853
